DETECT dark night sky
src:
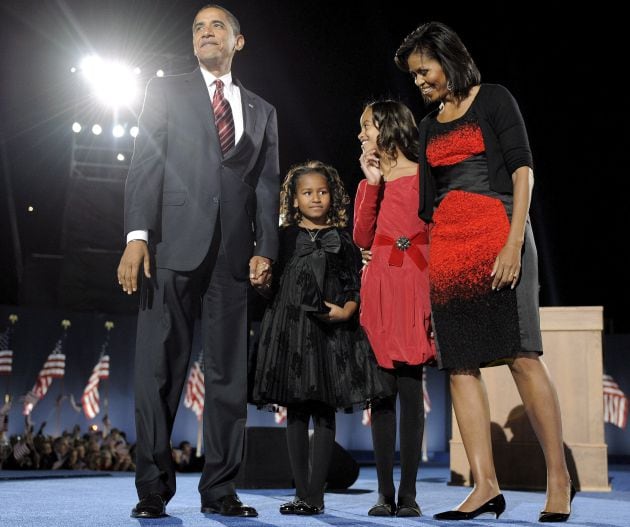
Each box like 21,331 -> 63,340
0,1 -> 626,330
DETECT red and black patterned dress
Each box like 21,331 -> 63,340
426,107 -> 542,370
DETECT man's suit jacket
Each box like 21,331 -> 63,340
124,68 -> 280,278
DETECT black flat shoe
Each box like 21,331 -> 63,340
201,494 -> 258,517
396,496 -> 421,517
539,484 -> 576,522
130,494 -> 167,518
434,493 -> 506,521
368,495 -> 396,516
279,498 -> 302,515
294,500 -> 324,515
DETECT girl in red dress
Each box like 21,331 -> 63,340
354,100 -> 435,517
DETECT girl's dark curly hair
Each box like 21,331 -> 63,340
364,100 -> 420,163
280,160 -> 350,228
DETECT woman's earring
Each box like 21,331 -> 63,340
447,80 -> 454,92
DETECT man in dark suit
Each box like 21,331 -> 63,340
117,4 -> 279,519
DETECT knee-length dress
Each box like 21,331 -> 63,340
251,225 -> 392,409
426,105 -> 542,370
353,175 -> 435,369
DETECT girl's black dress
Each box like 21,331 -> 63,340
251,225 -> 391,409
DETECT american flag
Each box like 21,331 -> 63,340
81,355 -> 110,420
12,440 -> 31,462
0,326 -> 13,375
184,360 -> 204,421
22,340 -> 66,416
603,374 -> 628,430
274,405 -> 287,425
423,367 -> 431,417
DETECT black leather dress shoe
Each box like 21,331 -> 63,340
130,494 -> 167,518
201,494 -> 258,517
294,501 -> 324,515
279,498 -> 303,515
396,496 -> 422,517
368,494 -> 396,516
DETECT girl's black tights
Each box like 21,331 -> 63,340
286,401 -> 336,507
370,364 -> 424,500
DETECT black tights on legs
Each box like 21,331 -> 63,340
286,402 -> 336,507
370,365 -> 424,500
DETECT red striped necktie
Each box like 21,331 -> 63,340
212,79 -> 235,155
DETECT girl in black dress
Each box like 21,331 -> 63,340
252,160 -> 390,516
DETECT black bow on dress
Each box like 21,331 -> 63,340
295,228 -> 341,313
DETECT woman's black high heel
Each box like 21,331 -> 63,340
433,493 -> 506,520
538,484 -> 576,523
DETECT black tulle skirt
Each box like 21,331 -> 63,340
250,247 -> 393,410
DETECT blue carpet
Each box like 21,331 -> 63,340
1,465 -> 628,526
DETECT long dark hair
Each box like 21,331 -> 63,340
394,21 -> 481,102
365,100 -> 420,163
280,160 -> 350,227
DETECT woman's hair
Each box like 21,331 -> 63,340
394,21 -> 481,101
280,160 -> 350,227
364,100 -> 420,163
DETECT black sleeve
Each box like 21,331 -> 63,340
487,85 -> 533,174
337,229 -> 362,304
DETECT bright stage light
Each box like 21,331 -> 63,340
72,122 -> 82,133
129,126 -> 139,138
117,153 -> 126,161
133,67 -> 141,75
156,69 -> 165,77
80,55 -> 138,108
112,124 -> 125,138
70,66 -> 77,73
92,124 -> 103,135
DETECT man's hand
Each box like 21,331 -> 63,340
249,256 -> 272,289
117,241 -> 151,294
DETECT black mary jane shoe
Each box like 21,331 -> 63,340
368,495 -> 396,516
279,498 -> 302,515
294,500 -> 324,515
434,493 -> 506,521
396,496 -> 422,517
130,494 -> 167,519
539,484 -> 576,523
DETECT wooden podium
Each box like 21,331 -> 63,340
449,306 -> 609,491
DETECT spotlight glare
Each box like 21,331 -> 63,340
133,67 -> 141,75
72,122 -> 82,133
70,66 -> 77,73
80,55 -> 138,108
156,69 -> 165,77
112,124 -> 125,138
129,126 -> 139,138
27,205 -> 34,212
92,124 -> 103,135
117,153 -> 126,161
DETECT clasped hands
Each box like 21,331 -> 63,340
249,255 -> 272,292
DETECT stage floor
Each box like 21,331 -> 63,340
1,464 -> 629,526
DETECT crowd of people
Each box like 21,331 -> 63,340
0,406 -> 200,474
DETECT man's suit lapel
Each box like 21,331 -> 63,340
222,78 -> 257,161
185,69 -> 222,158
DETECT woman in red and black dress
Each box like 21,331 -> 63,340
395,22 -> 574,522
